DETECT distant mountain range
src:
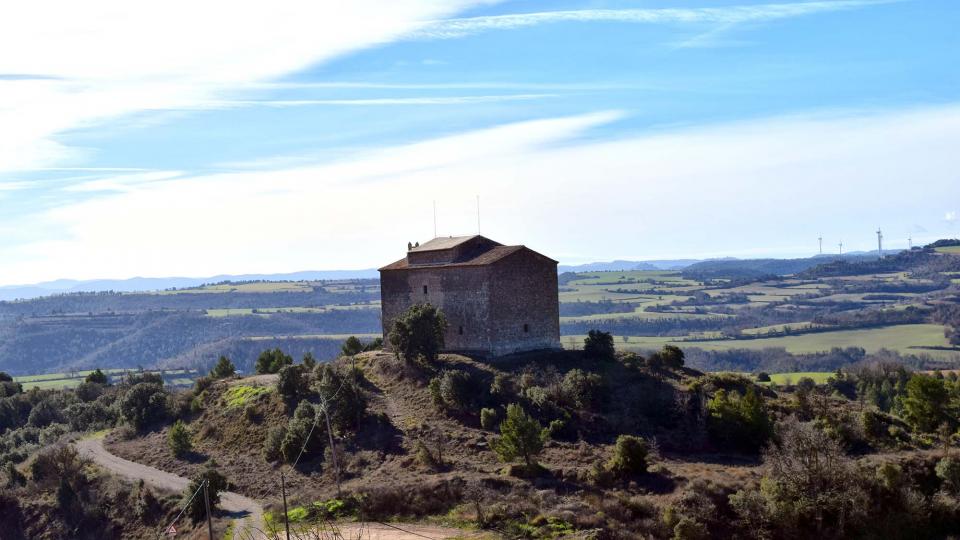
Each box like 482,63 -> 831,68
557,259 -> 708,273
1,250 -> 897,302
0,270 -> 379,302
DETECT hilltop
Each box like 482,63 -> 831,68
6,335 -> 960,538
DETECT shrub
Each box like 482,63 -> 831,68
706,388 -> 772,453
388,303 -> 447,364
902,374 -> 952,433
118,382 -> 168,430
75,381 -> 105,402
673,517 -> 708,540
876,462 -> 902,491
185,464 -> 228,523
255,348 -> 293,374
414,440 -> 440,470
489,373 -> 514,399
85,369 -> 108,385
936,457 -> 960,493
492,403 -> 547,467
480,408 -> 498,431
315,364 -> 367,432
755,372 -> 771,382
302,352 -> 317,370
167,420 -> 192,458
263,426 -> 286,462
432,370 -> 476,413
276,365 -> 310,405
561,368 -> 603,410
647,345 -> 685,369
796,377 -> 817,393
126,371 -> 163,386
583,330 -> 615,359
209,356 -> 236,379
27,400 -> 64,428
280,402 -> 324,464
0,380 -> 22,397
607,435 -> 650,477
731,417 -> 867,538
861,409 -> 888,439
194,376 -> 213,394
133,483 -> 162,524
341,336 -> 364,357
4,461 -> 25,488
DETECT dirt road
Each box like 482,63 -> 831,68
75,436 -> 474,540
76,436 -> 264,538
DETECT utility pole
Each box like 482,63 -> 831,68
321,402 -> 342,497
280,472 -> 291,540
203,480 -> 213,540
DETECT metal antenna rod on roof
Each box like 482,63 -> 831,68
433,200 -> 437,238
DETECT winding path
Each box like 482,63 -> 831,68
76,436 -> 265,538
75,435 -> 473,540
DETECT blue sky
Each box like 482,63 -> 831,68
1,0 -> 958,284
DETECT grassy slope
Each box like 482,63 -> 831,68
104,351 -> 762,532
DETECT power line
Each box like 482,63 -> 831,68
156,479 -> 207,540
374,521 -> 443,540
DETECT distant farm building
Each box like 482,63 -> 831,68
379,235 -> 561,357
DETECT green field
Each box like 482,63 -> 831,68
14,368 -> 199,390
206,304 -> 377,317
241,333 -> 380,342
764,372 -> 834,385
935,246 -> 960,254
562,324 -> 960,360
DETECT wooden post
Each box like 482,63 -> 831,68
281,471 -> 291,540
322,404 -> 341,497
203,480 -> 213,540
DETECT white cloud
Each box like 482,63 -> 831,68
408,0 -> 899,39
0,0 -> 487,172
947,212 -> 958,223
4,104 -> 959,283
184,93 -> 557,109
62,171 -> 183,193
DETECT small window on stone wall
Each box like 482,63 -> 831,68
523,323 -> 529,333
423,285 -> 428,294
458,326 -> 464,335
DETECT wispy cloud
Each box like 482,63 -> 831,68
6,104 -> 958,283
409,0 -> 900,39
0,181 -> 33,191
62,171 -> 183,193
248,81 -> 665,91
190,93 -> 556,109
0,1 -> 487,173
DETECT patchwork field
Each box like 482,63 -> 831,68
13,368 -> 199,389
562,324 -> 959,359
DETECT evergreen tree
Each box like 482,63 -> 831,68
209,356 -> 236,379
492,403 -> 547,466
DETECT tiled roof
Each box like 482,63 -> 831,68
380,245 -> 530,271
407,235 -> 480,252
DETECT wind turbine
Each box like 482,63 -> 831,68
838,241 -> 843,259
818,235 -> 823,255
908,235 -> 913,249
876,228 -> 883,258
